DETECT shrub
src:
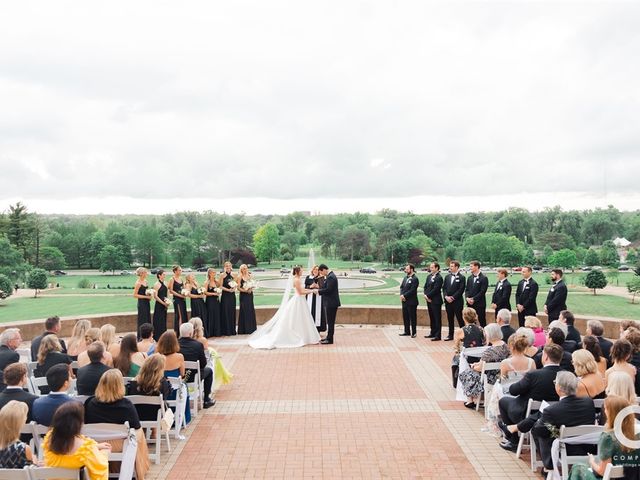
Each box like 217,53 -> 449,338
27,268 -> 48,297
77,278 -> 92,289
0,274 -> 13,299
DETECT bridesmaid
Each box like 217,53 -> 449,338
133,267 -> 153,330
185,273 -> 207,324
204,268 -> 222,337
167,265 -> 188,335
220,261 -> 237,336
237,264 -> 257,335
152,269 -> 170,341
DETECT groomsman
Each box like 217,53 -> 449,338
465,261 -> 489,327
515,266 -> 539,327
490,268 -> 512,319
423,262 -> 444,341
544,269 -> 568,323
399,264 -> 419,338
443,261 -> 465,341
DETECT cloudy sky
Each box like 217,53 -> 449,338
0,1 -> 639,215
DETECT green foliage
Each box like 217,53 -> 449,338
599,240 -> 620,267
169,237 -> 195,267
584,270 -> 607,294
535,231 -> 575,251
135,224 -> 163,266
98,245 -> 126,273
77,278 -> 93,289
27,268 -> 48,297
462,233 -> 527,266
336,225 -> 371,261
548,249 -> 578,270
253,224 -> 280,263
39,246 -> 66,271
582,206 -> 622,245
0,274 -> 13,298
626,249 -> 638,266
0,236 -> 28,279
584,248 -> 600,266
627,277 -> 640,304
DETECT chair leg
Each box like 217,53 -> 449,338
516,432 -> 526,458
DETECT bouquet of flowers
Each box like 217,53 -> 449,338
214,287 -> 222,294
228,280 -> 237,289
147,289 -> 155,299
245,280 -> 258,290
180,288 -> 189,296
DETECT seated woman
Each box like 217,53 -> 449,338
569,395 -> 640,479
573,349 -> 605,399
500,334 -> 536,380
156,331 -> 190,425
524,316 -> 546,348
137,323 -> 156,356
100,324 -> 120,359
0,400 -> 33,468
458,323 -> 510,409
189,317 -> 209,351
582,335 -> 607,377
77,329 -> 113,368
605,339 -> 636,385
113,333 -> 146,378
127,354 -> 171,421
42,401 -> 111,480
34,335 -> 73,393
453,308 -> 485,359
66,319 -> 92,359
84,369 -> 150,480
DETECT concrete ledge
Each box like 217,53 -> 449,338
0,306 -> 623,341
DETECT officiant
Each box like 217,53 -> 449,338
305,265 -> 327,332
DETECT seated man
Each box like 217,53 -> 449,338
531,371 -> 596,470
0,362 -> 38,420
76,342 -> 112,396
586,320 -> 613,367
559,310 -> 581,345
32,363 -> 76,426
496,309 -> 516,342
0,328 -> 21,391
534,327 -> 574,372
30,315 -> 67,361
498,344 -> 562,451
549,320 -> 577,353
178,323 -> 215,409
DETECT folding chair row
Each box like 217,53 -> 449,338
0,466 -> 85,480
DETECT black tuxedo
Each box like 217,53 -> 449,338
424,273 -> 444,338
319,272 -> 341,342
544,280 -> 568,322
443,272 -> 466,338
465,272 -> 489,327
400,274 -> 419,335
31,331 -> 67,361
534,349 -> 575,373
0,387 -> 38,421
566,325 -> 581,344
532,395 -> 596,469
515,278 -> 539,327
76,362 -> 112,396
0,345 -> 20,391
491,279 -> 512,319
179,337 -> 213,399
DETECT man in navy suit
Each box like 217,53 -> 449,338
465,261 -> 489,327
32,364 -> 77,426
443,261 -> 466,341
399,264 -> 419,338
0,363 -> 38,420
423,262 -> 444,340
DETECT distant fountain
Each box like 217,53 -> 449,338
307,248 -> 316,271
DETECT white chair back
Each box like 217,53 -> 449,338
81,422 -> 136,480
0,467 -> 30,479
558,424 -> 604,480
166,376 -> 187,439
29,376 -> 48,395
476,361 -> 501,413
26,362 -> 38,377
31,423 -> 50,462
602,463 -> 626,480
127,394 -> 170,464
184,360 -> 204,415
27,466 -> 84,480
17,348 -> 31,363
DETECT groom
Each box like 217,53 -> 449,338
317,264 -> 341,344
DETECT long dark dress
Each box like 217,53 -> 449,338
205,285 -> 222,337
220,273 -> 237,336
171,278 -> 188,335
305,275 -> 326,332
190,287 -> 207,323
152,281 -> 168,341
137,284 -> 151,330
237,278 -> 257,335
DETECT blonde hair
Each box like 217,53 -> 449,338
68,319 -> 91,351
572,349 -> 598,377
135,267 -> 147,277
605,371 -> 636,404
85,327 -> 101,345
206,268 -> 217,284
185,273 -> 197,286
189,318 -> 205,340
462,307 -> 478,325
135,354 -> 166,395
0,401 -> 28,449
95,369 -> 126,403
224,261 -> 232,268
524,316 -> 542,329
311,265 -> 319,275
605,396 -> 636,452
100,324 -> 117,349
37,334 -> 62,365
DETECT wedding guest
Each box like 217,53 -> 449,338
137,323 -> 156,356
458,323 -> 510,409
490,269 -> 512,319
423,262 -> 444,340
127,354 -> 171,421
544,269 -> 567,322
42,402 -> 110,480
443,261 -> 466,341
513,327 -> 541,359
31,316 -> 67,361
133,267 -> 153,330
156,331 -> 190,424
167,266 -> 188,334
32,364 -> 77,426
559,310 -> 581,344
220,262 -> 237,336
185,273 -> 207,327
305,265 -> 326,332
0,329 -> 21,391
605,371 -> 636,404
237,264 -> 257,335
113,333 -> 146,378
625,329 -> 640,395
549,319 -> 578,353
66,319 -> 91,359
620,320 -> 640,338
0,400 -> 33,468
399,264 -> 419,338
533,327 -> 574,372
496,309 -> 516,342
178,323 -> 215,409
189,318 -> 209,351
515,266 -> 538,327
586,320 -> 613,366
572,350 -> 605,399
582,335 -> 607,376
100,324 -> 119,358
76,343 -> 112,396
204,268 -> 222,337
77,329 -> 113,368
605,339 -> 636,385
525,316 -> 546,347
0,363 -> 37,421
34,335 -> 72,385
452,308 -> 485,387
152,269 -> 170,341
465,261 -> 488,327
500,334 -> 536,380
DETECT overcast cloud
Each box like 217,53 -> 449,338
0,1 -> 639,214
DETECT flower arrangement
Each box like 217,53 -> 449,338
180,288 -> 189,296
197,287 -> 205,295
214,287 -> 222,294
228,280 -> 237,289
245,280 -> 257,290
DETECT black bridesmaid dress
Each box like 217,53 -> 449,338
171,278 -> 188,334
205,284 -> 222,337
190,286 -> 207,323
237,278 -> 257,335
305,275 -> 327,332
137,284 -> 151,330
220,273 -> 237,336
152,281 -> 168,341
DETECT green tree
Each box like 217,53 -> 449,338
461,233 -> 527,266
548,249 -> 578,271
170,237 -> 196,267
135,225 -> 163,267
0,236 -> 28,279
599,240 -> 620,267
98,245 -> 125,274
495,208 -> 533,242
584,249 -> 600,266
540,245 -> 554,267
626,249 -> 638,266
627,277 -> 640,304
0,274 -> 13,298
535,232 -> 576,251
582,207 -> 622,245
27,268 -> 48,297
7,202 -> 32,260
281,231 -> 303,258
584,270 -> 607,295
253,224 -> 280,263
336,225 -> 371,261
39,246 -> 66,271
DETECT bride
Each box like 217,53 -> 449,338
249,266 -> 321,349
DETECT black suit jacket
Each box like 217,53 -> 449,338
501,325 -> 516,342
491,279 -> 512,311
443,272 -> 466,305
423,273 -> 443,305
400,274 -> 419,306
76,362 -> 112,396
566,325 -> 581,344
31,331 -> 67,361
509,365 -> 560,402
516,278 -> 539,315
318,272 -> 341,309
465,273 -> 488,307
534,350 -> 575,373
0,387 -> 38,421
544,280 -> 568,320
179,337 -> 207,383
0,345 -> 20,391
597,336 -> 613,367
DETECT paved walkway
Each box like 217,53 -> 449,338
148,326 -> 539,479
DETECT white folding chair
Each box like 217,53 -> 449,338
31,423 -> 50,462
166,377 -> 188,439
27,362 -> 38,377
184,360 -> 205,415
476,361 -> 501,412
82,422 -> 136,480
558,424 -> 604,480
0,467 -> 30,479
29,376 -> 48,395
516,398 -> 558,471
17,348 -> 31,363
127,394 -> 171,464
602,463 -> 626,479
27,466 -> 84,480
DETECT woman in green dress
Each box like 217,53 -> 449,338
113,333 -> 147,378
569,395 -> 640,479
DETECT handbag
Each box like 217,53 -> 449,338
161,407 -> 175,433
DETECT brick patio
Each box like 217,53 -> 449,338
148,326 -> 539,479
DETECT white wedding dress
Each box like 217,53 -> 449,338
249,278 -> 321,349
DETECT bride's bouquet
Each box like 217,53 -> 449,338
228,280 -> 237,289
